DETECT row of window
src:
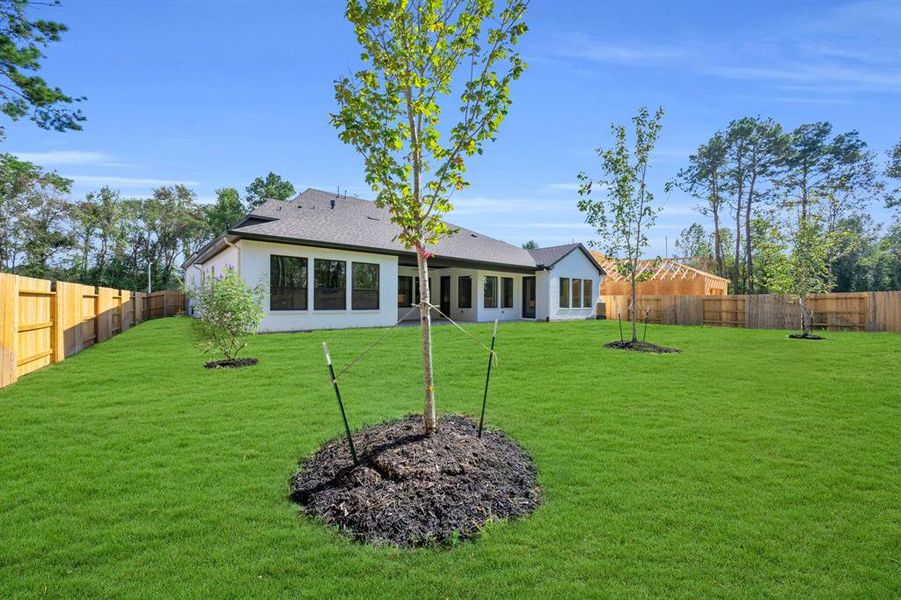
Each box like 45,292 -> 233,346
270,255 -> 379,311
397,275 -> 516,309
559,278 -> 594,309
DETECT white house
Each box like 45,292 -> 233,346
183,188 -> 605,332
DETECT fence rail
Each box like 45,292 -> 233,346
601,291 -> 901,333
1,273 -> 184,389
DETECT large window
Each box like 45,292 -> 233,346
583,279 -> 593,308
458,276 -> 472,308
352,262 -> 379,310
559,277 -> 570,308
501,277 -> 514,308
270,255 -> 307,310
314,259 -> 346,310
398,276 -> 413,308
484,276 -> 498,308
572,278 -> 582,309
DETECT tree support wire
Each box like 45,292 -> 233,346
478,319 -> 498,438
322,342 -> 358,466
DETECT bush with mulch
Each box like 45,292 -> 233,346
604,340 -> 680,353
204,358 -> 258,369
289,414 -> 541,547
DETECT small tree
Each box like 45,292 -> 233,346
331,0 -> 527,433
578,106 -> 664,343
762,213 -> 835,337
189,268 -> 264,361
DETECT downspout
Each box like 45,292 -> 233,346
223,235 -> 241,275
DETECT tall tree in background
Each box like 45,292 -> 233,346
521,240 -> 539,249
578,106 -> 665,343
885,138 -> 900,209
668,133 -> 728,277
244,172 -> 295,209
0,0 -> 84,137
332,0 -> 527,433
205,187 -> 245,236
674,223 -> 712,269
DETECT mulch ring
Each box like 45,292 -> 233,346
289,414 -> 541,548
788,333 -> 827,340
204,358 -> 258,369
604,340 -> 681,353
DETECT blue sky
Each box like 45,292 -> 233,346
5,0 -> 900,255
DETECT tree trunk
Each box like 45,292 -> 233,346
630,263 -> 638,342
745,172 -> 757,294
712,203 -> 723,277
799,295 -> 811,337
416,249 -> 437,433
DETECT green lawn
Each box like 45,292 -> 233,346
1,318 -> 899,598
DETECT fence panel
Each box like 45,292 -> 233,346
1,273 -> 185,389
603,291 -> 900,332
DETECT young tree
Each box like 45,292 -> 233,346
762,213 -> 836,337
0,0 -> 84,136
331,0 -> 527,433
188,267 -> 264,362
578,106 -> 665,343
244,172 -> 295,209
521,240 -> 539,249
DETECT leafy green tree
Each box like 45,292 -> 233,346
331,0 -> 527,433
188,267 -> 264,362
762,213 -> 837,337
674,223 -> 712,269
206,187 -> 245,236
244,172 -> 295,209
578,106 -> 665,343
0,0 -> 84,136
521,240 -> 538,249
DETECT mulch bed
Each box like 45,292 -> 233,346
604,340 -> 681,353
204,358 -> 258,369
788,333 -> 826,340
289,414 -> 541,547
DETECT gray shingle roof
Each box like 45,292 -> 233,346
528,243 -> 606,274
231,188 -> 540,269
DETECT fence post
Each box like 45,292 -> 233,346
0,273 -> 18,388
50,280 -> 64,364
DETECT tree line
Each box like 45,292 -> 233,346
0,154 -> 295,290
668,119 -> 900,293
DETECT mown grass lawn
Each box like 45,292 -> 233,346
1,317 -> 899,598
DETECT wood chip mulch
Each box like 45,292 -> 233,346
289,414 -> 541,547
204,358 -> 258,369
604,340 -> 681,353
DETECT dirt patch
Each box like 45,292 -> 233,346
204,358 -> 258,369
788,333 -> 826,340
604,340 -> 681,353
289,414 -> 541,547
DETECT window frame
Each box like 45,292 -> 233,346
351,262 -> 379,311
313,258 -> 347,311
269,254 -> 308,312
483,275 -> 498,309
559,277 -> 570,308
397,275 -> 413,309
572,278 -> 582,310
501,277 -> 514,308
458,276 -> 472,309
583,279 -> 593,308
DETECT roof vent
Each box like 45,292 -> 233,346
367,216 -> 379,221
470,233 -> 478,238
330,199 -> 336,209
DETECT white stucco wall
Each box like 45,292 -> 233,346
240,239 -> 399,332
184,242 -> 241,316
539,248 -> 603,321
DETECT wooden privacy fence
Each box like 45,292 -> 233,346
601,291 -> 901,333
0,273 -> 185,389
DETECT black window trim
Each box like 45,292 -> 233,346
351,261 -> 380,311
458,275 -> 473,309
313,258 -> 347,311
270,254 -> 309,312
501,276 -> 514,308
484,275 -> 498,309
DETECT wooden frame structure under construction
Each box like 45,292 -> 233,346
593,253 -> 729,297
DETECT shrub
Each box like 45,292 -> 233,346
188,268 -> 264,360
